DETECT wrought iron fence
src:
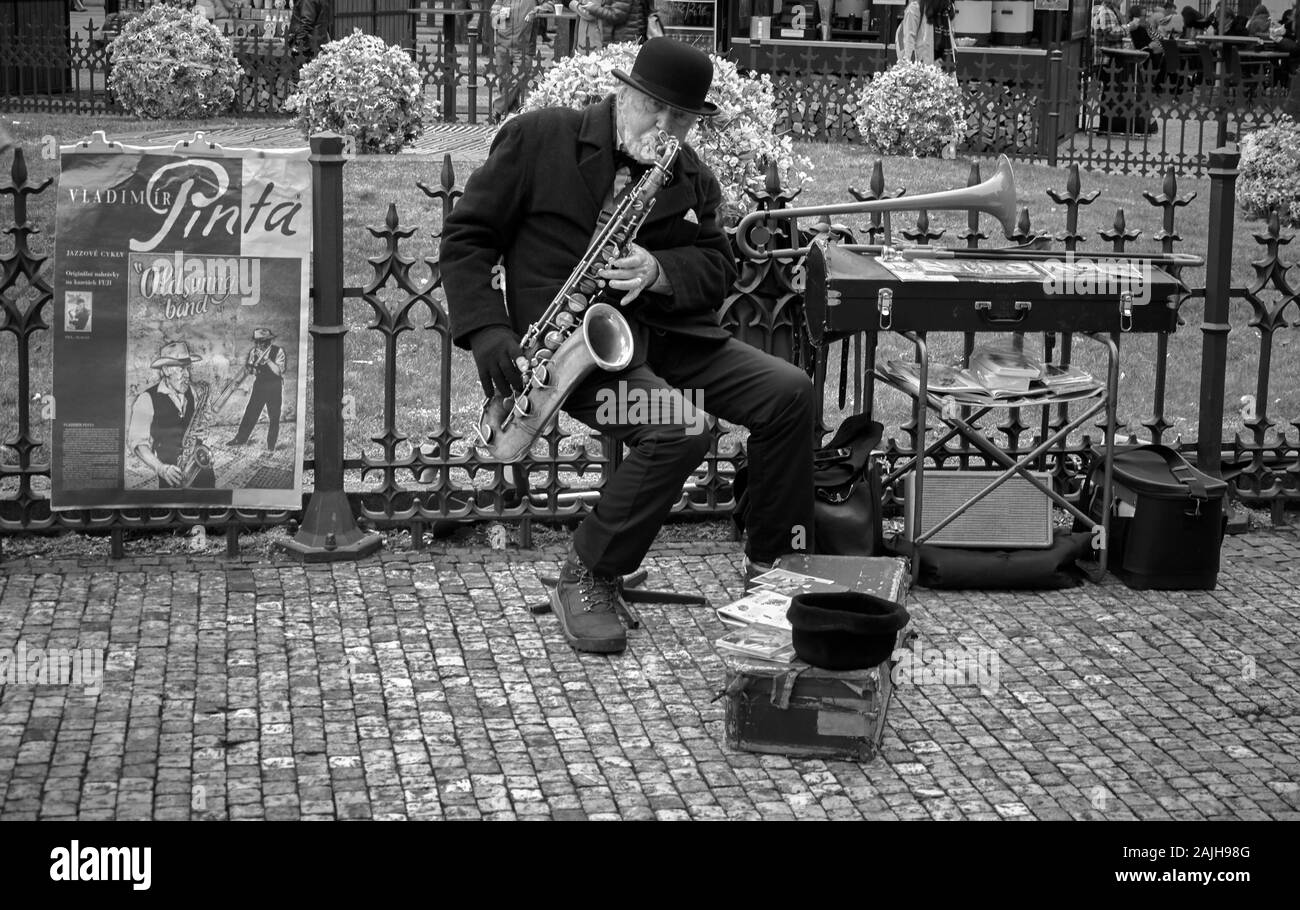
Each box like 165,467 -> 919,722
3,133 -> 1299,556
6,20 -> 1300,175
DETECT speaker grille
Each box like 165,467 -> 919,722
905,471 -> 1054,548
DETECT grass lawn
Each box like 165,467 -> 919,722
2,113 -> 1297,484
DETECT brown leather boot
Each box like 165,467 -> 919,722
550,552 -> 627,654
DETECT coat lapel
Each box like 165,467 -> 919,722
576,97 -> 617,216
643,150 -> 698,228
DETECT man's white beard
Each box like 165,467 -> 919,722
625,129 -> 661,164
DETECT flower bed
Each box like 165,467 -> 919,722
1238,116 -> 1300,226
853,61 -> 969,159
522,42 -> 810,220
107,4 -> 242,119
286,30 -> 434,154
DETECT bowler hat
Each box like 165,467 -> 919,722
786,591 -> 910,671
613,37 -> 719,117
252,328 -> 274,341
150,340 -> 203,368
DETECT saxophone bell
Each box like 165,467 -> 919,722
180,442 -> 214,488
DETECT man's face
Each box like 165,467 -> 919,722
162,364 -> 191,391
617,88 -> 700,163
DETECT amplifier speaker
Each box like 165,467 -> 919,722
905,471 -> 1055,548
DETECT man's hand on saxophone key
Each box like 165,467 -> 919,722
469,325 -> 526,398
599,242 -> 662,305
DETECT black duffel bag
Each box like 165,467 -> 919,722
734,414 -> 884,557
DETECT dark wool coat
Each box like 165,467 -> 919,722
612,0 -> 648,42
288,0 -> 334,57
440,95 -> 737,355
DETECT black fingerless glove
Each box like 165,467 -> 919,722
469,325 -> 524,398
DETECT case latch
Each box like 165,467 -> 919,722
1120,291 -> 1134,332
877,287 -> 893,330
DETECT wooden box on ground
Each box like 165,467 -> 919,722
721,555 -> 909,762
722,655 -> 895,762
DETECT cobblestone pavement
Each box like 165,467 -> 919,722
1,526 -> 1297,821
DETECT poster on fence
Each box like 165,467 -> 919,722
50,132 -> 311,511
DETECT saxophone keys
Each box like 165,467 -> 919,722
533,364 -> 550,388
566,294 -> 588,312
544,330 -> 564,348
533,349 -> 554,362
555,312 -> 576,329
513,395 -> 532,417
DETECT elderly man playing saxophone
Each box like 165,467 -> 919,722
441,38 -> 815,655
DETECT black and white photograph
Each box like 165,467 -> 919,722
63,290 -> 92,332
2,0 -> 1297,890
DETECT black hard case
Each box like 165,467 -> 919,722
1084,446 -> 1228,590
803,243 -> 1183,340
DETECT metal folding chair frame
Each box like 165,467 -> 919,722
880,331 -> 1121,579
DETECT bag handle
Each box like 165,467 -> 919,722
819,413 -> 883,476
1137,444 -> 1211,500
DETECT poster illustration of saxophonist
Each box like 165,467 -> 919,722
51,133 -> 310,510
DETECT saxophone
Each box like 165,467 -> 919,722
476,132 -> 681,462
178,379 -> 215,488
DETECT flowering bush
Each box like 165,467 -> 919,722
522,42 -> 810,220
107,3 -> 241,119
1238,117 -> 1300,226
853,62 -> 969,158
286,30 -> 433,154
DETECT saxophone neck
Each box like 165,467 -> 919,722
651,132 -> 679,180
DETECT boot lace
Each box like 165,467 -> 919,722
575,563 -> 620,614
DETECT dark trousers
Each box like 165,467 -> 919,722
565,332 -> 816,577
492,47 -> 535,119
234,379 -> 282,449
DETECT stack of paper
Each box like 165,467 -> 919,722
969,345 -> 1043,394
714,566 -> 860,666
747,567 -> 849,596
716,588 -> 793,631
713,624 -> 798,664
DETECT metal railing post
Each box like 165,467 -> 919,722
278,133 -> 382,562
1196,146 -> 1239,477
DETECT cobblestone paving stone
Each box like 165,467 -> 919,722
1,526 -> 1297,820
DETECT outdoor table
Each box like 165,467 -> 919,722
1096,47 -> 1155,134
1240,48 -> 1292,85
1192,34 -> 1265,47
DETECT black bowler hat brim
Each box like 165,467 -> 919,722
612,38 -> 719,117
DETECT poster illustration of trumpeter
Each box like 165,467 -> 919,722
51,133 -> 310,510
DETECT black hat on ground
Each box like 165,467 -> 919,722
612,37 -> 719,117
787,591 -> 910,671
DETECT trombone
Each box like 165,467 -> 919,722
212,344 -> 273,413
733,155 -> 1204,269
